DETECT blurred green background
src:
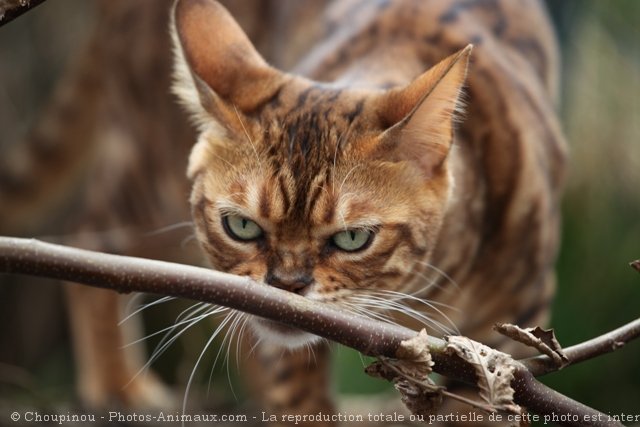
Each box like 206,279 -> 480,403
0,0 -> 638,423
542,0 -> 640,414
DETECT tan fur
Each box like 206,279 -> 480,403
172,0 -> 566,423
1,0 -> 566,423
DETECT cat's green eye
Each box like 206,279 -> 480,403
223,215 -> 263,241
331,229 -> 372,252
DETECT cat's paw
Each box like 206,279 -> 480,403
119,373 -> 176,409
78,370 -> 175,410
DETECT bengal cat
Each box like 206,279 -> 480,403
0,0 -> 566,423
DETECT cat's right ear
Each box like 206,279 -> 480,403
171,0 -> 287,133
371,46 -> 471,179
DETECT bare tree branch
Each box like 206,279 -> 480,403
0,0 -> 48,27
0,237 -> 416,356
523,318 -> 640,376
0,236 -> 634,427
520,258 -> 640,378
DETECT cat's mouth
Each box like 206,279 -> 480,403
249,316 -> 321,349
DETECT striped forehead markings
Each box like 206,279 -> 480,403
277,174 -> 291,215
259,183 -> 271,219
258,169 -> 335,225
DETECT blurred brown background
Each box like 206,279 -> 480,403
0,0 -> 638,423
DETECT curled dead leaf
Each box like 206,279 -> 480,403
494,323 -> 569,368
394,378 -> 443,417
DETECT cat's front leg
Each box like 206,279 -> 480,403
245,339 -> 336,427
65,283 -> 174,409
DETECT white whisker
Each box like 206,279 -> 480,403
414,260 -> 461,291
147,305 -> 226,365
181,233 -> 198,249
145,221 -> 194,237
174,302 -> 208,324
205,311 -> 243,402
122,304 -> 212,348
149,305 -> 226,362
233,106 -> 263,172
223,314 -> 244,401
305,341 -> 318,367
348,293 -> 458,335
182,313 -> 235,425
248,334 -> 263,358
369,289 -> 460,313
342,300 -> 397,325
235,315 -> 250,370
124,305 -> 228,390
331,132 -> 346,194
355,299 -> 449,335
338,164 -> 362,196
120,296 -> 175,326
402,268 -> 449,296
210,151 -> 241,173
122,293 -> 147,318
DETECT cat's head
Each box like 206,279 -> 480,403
172,0 -> 470,347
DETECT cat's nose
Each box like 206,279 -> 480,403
264,272 -> 314,294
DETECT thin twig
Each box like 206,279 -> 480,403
0,237 -> 632,427
376,356 -> 498,415
522,317 -> 640,376
0,0 -> 48,27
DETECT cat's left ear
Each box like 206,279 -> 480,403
373,45 -> 472,177
171,0 -> 287,133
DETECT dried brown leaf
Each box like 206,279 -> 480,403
446,336 -> 521,416
365,329 -> 434,381
494,323 -> 569,368
364,360 -> 395,381
394,378 -> 443,416
395,328 -> 434,380
365,329 -> 441,416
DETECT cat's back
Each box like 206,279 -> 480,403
257,0 -> 558,97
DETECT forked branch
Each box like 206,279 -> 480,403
0,237 -> 637,427
522,318 -> 640,376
